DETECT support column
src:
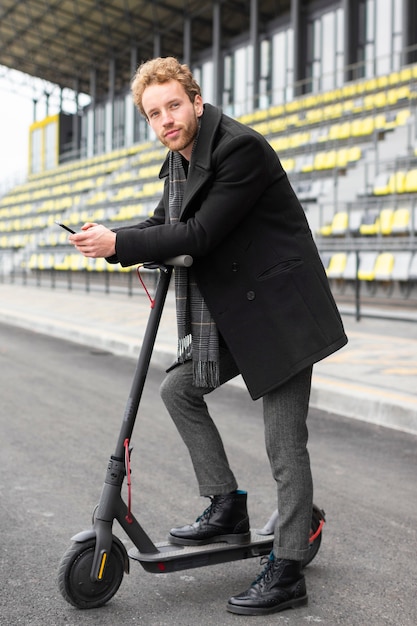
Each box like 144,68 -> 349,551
212,1 -> 221,106
106,58 -> 115,153
291,0 -> 302,95
342,0 -> 358,81
72,79 -> 80,158
183,15 -> 192,66
250,0 -> 259,110
153,32 -> 161,58
87,68 -> 96,158
125,46 -> 137,147
404,0 -> 417,64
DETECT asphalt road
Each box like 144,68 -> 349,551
1,322 -> 416,626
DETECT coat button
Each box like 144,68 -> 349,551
246,290 -> 255,301
231,262 -> 239,272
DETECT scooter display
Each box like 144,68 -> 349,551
58,256 -> 325,609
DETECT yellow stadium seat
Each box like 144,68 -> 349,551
338,121 -> 351,139
323,150 -> 337,169
395,109 -> 410,126
379,208 -> 395,235
300,155 -> 314,173
357,251 -> 378,281
326,253 -> 347,278
53,254 -> 71,271
90,257 -> 108,272
374,92 -> 387,108
388,171 -> 406,194
69,254 -> 88,271
391,207 -> 411,234
330,212 -> 349,235
314,152 -> 328,170
373,173 -> 390,195
404,169 -> 417,193
336,148 -> 349,168
360,210 -> 380,235
269,136 -> 290,152
374,113 -> 387,129
374,253 -> 395,281
361,117 -> 375,135
398,70 -> 412,88
388,71 -> 400,85
347,146 -> 362,163
318,222 -> 332,237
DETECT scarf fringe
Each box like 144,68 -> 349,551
193,360 -> 220,389
178,334 -> 192,362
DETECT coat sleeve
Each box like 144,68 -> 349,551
106,194 -> 167,264
114,134 -> 284,267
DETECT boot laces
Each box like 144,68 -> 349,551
252,552 -> 275,587
196,496 -> 217,523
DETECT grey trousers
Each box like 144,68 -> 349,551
160,349 -> 313,561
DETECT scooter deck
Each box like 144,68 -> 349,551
129,530 -> 273,573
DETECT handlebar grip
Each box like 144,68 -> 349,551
164,255 -> 193,267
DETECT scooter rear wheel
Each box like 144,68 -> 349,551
301,504 -> 325,568
58,538 -> 125,609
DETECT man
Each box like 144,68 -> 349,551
70,56 -> 347,615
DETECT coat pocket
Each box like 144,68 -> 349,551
256,257 -> 304,281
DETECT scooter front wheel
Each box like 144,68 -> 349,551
58,537 -> 125,609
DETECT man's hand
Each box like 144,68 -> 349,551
69,222 -> 116,258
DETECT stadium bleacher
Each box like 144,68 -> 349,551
1,64 -> 417,298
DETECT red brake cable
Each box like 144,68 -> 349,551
124,438 -> 133,524
136,265 -> 156,308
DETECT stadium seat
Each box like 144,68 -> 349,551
347,146 -> 361,163
395,109 -> 411,127
408,252 -> 417,280
378,208 -> 395,235
357,251 -> 378,280
348,210 -> 364,235
388,171 -> 406,194
391,251 -> 413,281
373,252 -> 395,280
53,254 -> 71,271
326,253 -> 347,279
336,148 -> 349,168
404,169 -> 417,193
318,211 -> 348,236
342,251 -> 359,281
373,172 -> 391,195
359,209 -> 380,235
330,212 -> 349,235
391,207 -> 411,234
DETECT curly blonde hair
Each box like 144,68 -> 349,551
131,57 -> 201,117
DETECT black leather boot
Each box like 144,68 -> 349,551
169,490 -> 250,546
227,553 -> 307,615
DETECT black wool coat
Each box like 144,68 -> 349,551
111,104 -> 348,400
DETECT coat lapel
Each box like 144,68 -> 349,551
158,104 -> 222,221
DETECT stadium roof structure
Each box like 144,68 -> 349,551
0,0 -> 290,100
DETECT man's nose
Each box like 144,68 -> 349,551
161,109 -> 174,125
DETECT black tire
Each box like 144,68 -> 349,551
58,538 -> 125,609
301,505 -> 325,569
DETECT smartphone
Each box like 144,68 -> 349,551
55,221 -> 76,234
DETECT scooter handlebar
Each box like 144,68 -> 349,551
163,254 -> 193,267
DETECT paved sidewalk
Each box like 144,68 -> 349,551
1,280 -> 417,436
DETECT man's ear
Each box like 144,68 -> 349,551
194,94 -> 204,117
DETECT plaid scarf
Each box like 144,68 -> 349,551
168,149 -> 220,388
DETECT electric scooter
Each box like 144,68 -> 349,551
58,256 -> 325,609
